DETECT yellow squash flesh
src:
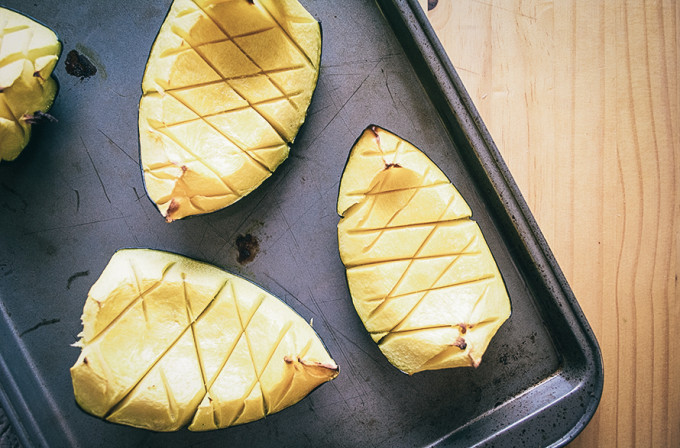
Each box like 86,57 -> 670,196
70,249 -> 338,432
337,126 -> 511,375
139,0 -> 321,221
0,8 -> 60,162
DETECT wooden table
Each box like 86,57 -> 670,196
418,0 -> 679,446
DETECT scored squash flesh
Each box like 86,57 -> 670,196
139,0 -> 321,221
337,126 -> 511,375
70,249 -> 338,432
0,7 -> 60,162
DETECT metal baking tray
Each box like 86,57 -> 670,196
0,0 -> 603,446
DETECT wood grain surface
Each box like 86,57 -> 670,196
418,0 -> 679,446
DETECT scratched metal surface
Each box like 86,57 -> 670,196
0,1 -> 600,447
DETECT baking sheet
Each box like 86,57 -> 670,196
0,0 -> 602,446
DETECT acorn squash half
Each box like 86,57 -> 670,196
71,249 -> 338,431
139,0 -> 321,221
337,126 -> 511,375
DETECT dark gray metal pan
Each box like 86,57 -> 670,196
0,0 -> 602,446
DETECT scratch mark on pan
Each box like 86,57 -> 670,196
81,136 -> 111,203
1,182 -> 28,210
320,54 -> 401,70
277,201 -> 300,250
74,189 -> 80,213
309,62 -> 380,147
304,287 -> 369,411
197,219 -> 227,248
227,191 -> 270,243
20,318 -> 60,337
23,216 -> 125,236
398,97 -> 416,130
305,102 -> 334,118
326,321 -> 401,374
98,129 -> 136,164
122,215 -> 141,246
131,187 -> 152,222
67,270 -> 90,289
263,273 -> 316,318
107,87 -> 128,98
382,68 -> 397,108
132,187 -> 143,202
220,162 -> 293,254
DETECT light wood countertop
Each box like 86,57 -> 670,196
418,0 -> 679,446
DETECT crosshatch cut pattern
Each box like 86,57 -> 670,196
337,127 -> 512,375
70,249 -> 339,432
138,0 -> 321,221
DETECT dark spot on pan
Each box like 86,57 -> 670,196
65,50 -> 97,79
384,162 -> 401,169
40,241 -> 58,256
236,233 -> 259,264
529,331 -> 537,343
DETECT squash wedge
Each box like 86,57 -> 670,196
71,249 -> 338,431
139,0 -> 321,221
337,126 -> 511,375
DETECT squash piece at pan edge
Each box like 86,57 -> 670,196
139,0 -> 321,221
337,125 -> 511,375
70,248 -> 338,432
0,7 -> 61,162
